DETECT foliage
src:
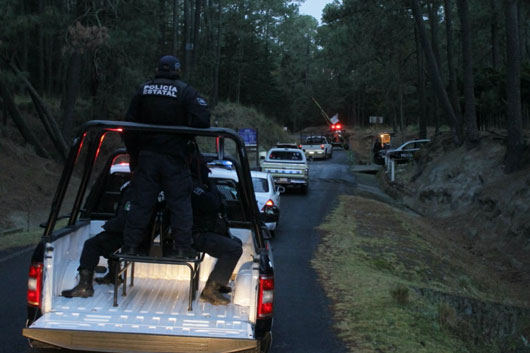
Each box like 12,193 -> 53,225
0,0 -> 529,140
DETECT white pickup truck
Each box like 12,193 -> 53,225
23,121 -> 274,353
260,147 -> 309,193
300,135 -> 333,160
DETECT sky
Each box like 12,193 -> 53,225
298,0 -> 332,24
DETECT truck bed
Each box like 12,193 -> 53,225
30,277 -> 253,339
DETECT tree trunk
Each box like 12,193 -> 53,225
415,25 -> 427,139
212,0 -> 222,106
172,0 -> 179,56
429,1 -> 441,134
399,84 -> 404,142
19,0 -> 29,72
235,1 -> 244,104
0,76 -> 49,158
411,0 -> 461,144
159,0 -> 168,54
191,0 -> 201,75
183,0 -> 193,79
61,51 -> 82,143
457,0 -> 480,145
504,0 -> 525,173
490,0 -> 500,69
46,34 -> 54,95
443,0 -> 462,130
38,0 -> 45,93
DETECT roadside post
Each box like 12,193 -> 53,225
237,128 -> 259,169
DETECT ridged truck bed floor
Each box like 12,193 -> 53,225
29,277 -> 253,339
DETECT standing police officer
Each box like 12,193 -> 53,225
122,55 -> 210,258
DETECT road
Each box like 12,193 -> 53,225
269,150 -> 355,353
0,149 -> 370,353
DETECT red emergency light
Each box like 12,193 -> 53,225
330,123 -> 342,130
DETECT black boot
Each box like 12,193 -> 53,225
61,269 -> 94,298
218,285 -> 232,293
200,280 -> 230,305
95,260 -> 123,285
166,246 -> 198,259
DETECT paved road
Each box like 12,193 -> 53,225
269,150 -> 354,353
0,248 -> 34,353
1,149 -> 364,353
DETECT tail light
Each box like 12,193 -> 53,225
321,144 -> 325,149
298,144 -> 302,149
27,262 -> 43,307
257,275 -> 274,318
261,199 -> 275,212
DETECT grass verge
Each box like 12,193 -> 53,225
312,195 -> 527,353
0,229 -> 41,252
0,218 -> 69,253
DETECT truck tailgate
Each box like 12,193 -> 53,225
24,277 -> 256,352
23,328 -> 258,353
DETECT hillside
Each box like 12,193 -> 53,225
377,130 -> 530,295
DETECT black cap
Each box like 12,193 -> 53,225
158,55 -> 181,72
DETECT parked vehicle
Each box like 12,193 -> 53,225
251,171 -> 283,235
260,147 -> 309,193
208,167 -> 283,236
23,121 -> 274,353
300,136 -> 333,160
379,138 -> 431,163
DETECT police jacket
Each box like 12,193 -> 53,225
103,182 -> 133,234
191,179 -> 228,235
124,71 -> 211,166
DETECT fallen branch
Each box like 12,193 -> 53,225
7,61 -> 68,159
0,73 -> 49,158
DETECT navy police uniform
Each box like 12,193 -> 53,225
190,156 -> 242,289
78,183 -> 133,273
122,55 -> 210,257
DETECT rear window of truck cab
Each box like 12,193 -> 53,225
268,151 -> 304,161
305,137 -> 325,144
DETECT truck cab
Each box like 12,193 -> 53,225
23,121 -> 274,353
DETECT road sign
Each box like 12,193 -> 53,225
369,116 -> 384,124
238,128 -> 257,146
330,114 -> 339,124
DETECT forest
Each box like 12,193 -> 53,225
0,0 -> 529,171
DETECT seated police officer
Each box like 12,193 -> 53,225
62,182 -> 134,298
189,154 -> 243,305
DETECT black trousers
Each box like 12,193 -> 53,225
79,231 -> 122,271
123,151 -> 193,249
193,232 -> 243,285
